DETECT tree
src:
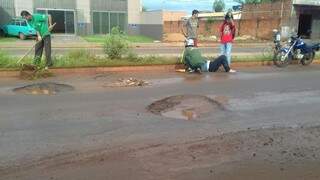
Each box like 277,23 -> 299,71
142,6 -> 148,12
213,0 -> 225,12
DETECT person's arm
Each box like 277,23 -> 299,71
181,20 -> 188,38
48,15 -> 56,32
36,31 -> 42,41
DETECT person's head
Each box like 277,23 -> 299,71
225,11 -> 233,23
185,38 -> 195,47
21,11 -> 32,20
192,10 -> 199,18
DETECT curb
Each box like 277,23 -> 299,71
0,60 -> 319,78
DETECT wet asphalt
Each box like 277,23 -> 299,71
1,65 -> 320,178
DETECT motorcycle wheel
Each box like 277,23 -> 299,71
273,51 -> 291,68
301,52 -> 315,66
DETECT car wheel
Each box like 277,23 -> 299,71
0,30 -> 4,37
19,33 -> 26,40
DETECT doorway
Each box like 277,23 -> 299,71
298,14 -> 312,38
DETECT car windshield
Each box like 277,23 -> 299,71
21,21 -> 27,26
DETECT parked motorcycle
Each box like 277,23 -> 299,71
273,35 -> 320,68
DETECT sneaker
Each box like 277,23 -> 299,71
195,68 -> 202,74
229,69 -> 237,73
186,67 -> 194,73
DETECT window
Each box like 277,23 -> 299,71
21,21 -> 27,26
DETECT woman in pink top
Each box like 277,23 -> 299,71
220,12 -> 236,65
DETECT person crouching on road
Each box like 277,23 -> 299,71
183,39 -> 236,73
21,10 -> 54,69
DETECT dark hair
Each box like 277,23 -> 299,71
225,12 -> 234,20
20,11 -> 31,17
192,10 -> 199,15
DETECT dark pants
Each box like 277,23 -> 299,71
209,55 -> 230,72
34,35 -> 52,66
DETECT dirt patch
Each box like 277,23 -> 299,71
103,78 -> 150,88
13,82 -> 74,95
163,33 -> 185,42
2,126 -> 320,180
147,95 -> 225,120
20,64 -> 54,80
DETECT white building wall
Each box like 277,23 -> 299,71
128,0 -> 141,24
15,0 -> 33,16
141,11 -> 163,25
76,0 -> 91,23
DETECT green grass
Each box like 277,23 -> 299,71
0,37 -> 18,43
1,49 -> 319,71
82,35 -> 155,44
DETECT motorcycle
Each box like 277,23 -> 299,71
273,35 -> 320,68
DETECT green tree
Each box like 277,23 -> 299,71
213,0 -> 225,12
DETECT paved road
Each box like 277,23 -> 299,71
3,46 -> 266,56
1,65 -> 320,179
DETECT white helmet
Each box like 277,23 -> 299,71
185,38 -> 194,47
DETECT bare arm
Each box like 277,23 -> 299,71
181,21 -> 188,38
48,14 -> 52,26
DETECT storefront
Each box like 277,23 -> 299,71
293,0 -> 320,39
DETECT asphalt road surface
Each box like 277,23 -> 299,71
1,65 -> 320,179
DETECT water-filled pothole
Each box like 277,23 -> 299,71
13,82 -> 74,95
147,95 -> 225,120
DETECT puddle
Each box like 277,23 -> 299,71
147,95 -> 225,120
13,82 -> 74,95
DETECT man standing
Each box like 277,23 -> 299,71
182,10 -> 199,47
21,11 -> 54,69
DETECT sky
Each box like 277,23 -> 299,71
142,0 -> 239,13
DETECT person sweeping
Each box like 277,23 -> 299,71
21,11 -> 55,69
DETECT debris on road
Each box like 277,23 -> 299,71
104,78 -> 150,88
20,64 -> 54,80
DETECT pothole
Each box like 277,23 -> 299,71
104,78 -> 150,88
147,95 -> 225,120
13,82 -> 74,95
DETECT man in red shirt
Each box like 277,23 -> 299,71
220,12 -> 236,65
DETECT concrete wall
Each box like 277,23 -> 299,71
0,0 -> 15,25
34,0 -> 76,9
164,19 -> 281,40
163,11 -> 187,21
91,0 -> 127,11
76,0 -> 91,35
15,0 -> 33,17
140,11 -> 163,24
128,0 -> 141,24
140,24 -> 163,40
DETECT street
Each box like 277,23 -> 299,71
1,65 -> 320,179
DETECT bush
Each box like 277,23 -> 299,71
103,27 -> 129,59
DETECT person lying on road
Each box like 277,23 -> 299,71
182,39 -> 236,73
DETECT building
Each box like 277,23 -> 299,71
292,0 -> 320,39
0,0 -> 128,35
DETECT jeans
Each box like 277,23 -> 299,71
34,35 -> 52,66
220,43 -> 232,65
209,55 -> 231,72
